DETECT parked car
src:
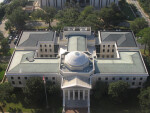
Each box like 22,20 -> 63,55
14,39 -> 18,45
9,36 -> 13,40
8,39 -> 11,44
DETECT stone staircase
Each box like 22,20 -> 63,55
65,100 -> 88,108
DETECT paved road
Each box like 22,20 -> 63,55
127,0 -> 150,26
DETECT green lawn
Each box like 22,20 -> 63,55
0,70 -> 5,81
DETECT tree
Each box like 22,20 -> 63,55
138,87 -> 150,113
8,7 -> 28,30
0,38 -> 10,55
0,82 -> 14,104
5,20 -> 13,32
31,9 -> 44,20
137,27 -> 150,55
42,7 -> 57,29
56,7 -> 80,28
23,77 -> 45,107
130,18 -> 148,34
108,80 -> 129,103
92,81 -> 108,100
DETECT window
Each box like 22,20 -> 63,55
45,49 -> 47,52
139,82 -> 142,85
103,45 -> 105,48
11,77 -> 14,79
102,55 -> 105,58
40,49 -> 42,52
24,77 -> 27,80
119,77 -> 122,80
112,49 -> 114,52
53,81 -> 55,84
112,45 -> 115,47
133,77 -> 136,80
107,55 -> 109,58
132,82 -> 135,85
45,77 -> 48,80
50,55 -> 52,57
18,77 -> 20,79
12,81 -> 15,84
107,49 -> 109,52
49,45 -> 51,47
52,77 -> 55,80
108,45 -> 110,47
45,55 -> 48,57
126,77 -> 129,80
50,49 -> 51,52
103,49 -> 105,52
112,77 -> 115,80
140,77 -> 143,80
111,55 -> 114,58
45,45 -> 47,47
41,55 -> 43,57
98,77 -> 101,80
19,81 -> 22,84
105,77 -> 108,80
40,45 -> 42,47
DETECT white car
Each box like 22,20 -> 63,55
9,36 -> 12,40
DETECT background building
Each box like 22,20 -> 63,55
5,27 -> 149,112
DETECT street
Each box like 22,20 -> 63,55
127,0 -> 150,26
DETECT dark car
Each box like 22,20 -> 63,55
8,39 -> 11,44
14,39 -> 18,45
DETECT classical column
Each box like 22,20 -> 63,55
63,90 -> 65,106
68,90 -> 70,100
88,90 -> 90,113
78,90 -> 80,100
83,90 -> 85,100
73,90 -> 75,100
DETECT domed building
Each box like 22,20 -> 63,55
5,27 -> 149,113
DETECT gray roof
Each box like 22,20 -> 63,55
101,32 -> 137,47
68,35 -> 86,51
7,51 -> 59,73
95,51 -> 147,74
18,31 -> 55,47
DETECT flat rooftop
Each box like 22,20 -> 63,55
100,31 -> 137,47
95,51 -> 147,74
7,50 -> 59,74
18,31 -> 55,47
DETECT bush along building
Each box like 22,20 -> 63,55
5,27 -> 149,113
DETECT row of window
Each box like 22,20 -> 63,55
12,81 -> 56,85
102,49 -> 114,52
41,55 -> 53,57
11,77 -> 55,80
40,45 -> 51,47
98,77 -> 143,81
102,45 -> 115,48
101,55 -> 114,58
40,49 -> 52,52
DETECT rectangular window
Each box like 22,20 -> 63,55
102,55 -> 105,58
19,81 -> 22,84
45,55 -> 48,57
98,77 -> 101,80
45,49 -> 47,52
11,77 -> 14,79
40,49 -> 42,52
107,49 -> 109,52
24,77 -> 27,80
49,45 -> 51,47
103,45 -> 105,48
133,77 -> 136,80
111,55 -> 114,58
103,49 -> 105,52
108,45 -> 110,47
18,77 -> 20,79
112,49 -> 114,52
45,77 -> 48,80
41,55 -> 43,57
139,82 -> 142,85
140,77 -> 143,80
126,78 -> 129,80
112,77 -> 115,80
52,77 -> 55,80
50,49 -> 51,52
45,45 -> 47,47
132,82 -> 135,85
107,55 -> 109,58
119,77 -> 122,80
12,81 -> 15,84
40,45 -> 42,47
50,55 -> 52,57
112,45 -> 115,47
105,77 -> 108,80
53,81 -> 55,84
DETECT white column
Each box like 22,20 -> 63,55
83,90 -> 85,100
73,90 -> 75,100
63,90 -> 65,106
68,90 -> 70,100
78,90 -> 80,100
88,90 -> 90,113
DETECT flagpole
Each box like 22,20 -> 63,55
43,76 -> 49,108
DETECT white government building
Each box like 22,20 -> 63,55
35,0 -> 118,8
5,27 -> 149,113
